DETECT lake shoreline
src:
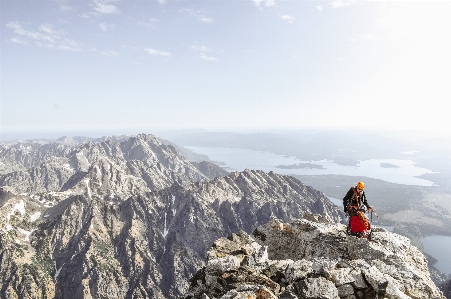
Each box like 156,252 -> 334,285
185,146 -> 435,186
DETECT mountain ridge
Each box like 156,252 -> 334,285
0,133 -> 349,298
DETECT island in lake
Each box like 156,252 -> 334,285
380,163 -> 401,169
276,163 -> 325,169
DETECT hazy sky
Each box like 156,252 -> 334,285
1,0 -> 451,135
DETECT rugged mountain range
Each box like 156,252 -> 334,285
0,134 -> 344,298
0,134 -> 225,194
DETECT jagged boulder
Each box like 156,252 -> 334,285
185,216 -> 445,299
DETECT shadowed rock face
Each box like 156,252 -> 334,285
0,134 -> 344,299
185,216 -> 445,299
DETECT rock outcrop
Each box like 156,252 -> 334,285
185,216 -> 445,299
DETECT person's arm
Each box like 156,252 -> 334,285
342,188 -> 353,212
362,191 -> 372,209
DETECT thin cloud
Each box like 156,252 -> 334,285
99,23 -> 116,31
6,21 -> 81,51
80,12 -> 93,18
192,43 -> 217,60
93,0 -> 120,14
101,50 -> 119,57
191,44 -> 211,52
39,24 -> 59,35
282,15 -> 294,24
317,0 -> 357,10
266,0 -> 275,7
199,17 -> 214,23
180,8 -> 215,24
252,0 -> 276,8
122,45 -> 141,51
330,0 -> 356,9
200,53 -> 218,61
59,5 -> 75,12
138,18 -> 158,28
145,48 -> 171,57
252,0 -> 261,5
81,0 -> 120,18
9,37 -> 28,45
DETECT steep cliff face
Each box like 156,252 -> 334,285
185,216 -> 445,299
0,134 -> 344,299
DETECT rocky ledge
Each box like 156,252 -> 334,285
185,214 -> 445,299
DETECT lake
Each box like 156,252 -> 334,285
186,146 -> 435,186
421,235 -> 451,274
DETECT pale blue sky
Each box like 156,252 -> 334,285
1,0 -> 451,135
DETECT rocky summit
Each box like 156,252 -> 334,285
0,134 -> 344,299
185,216 -> 445,299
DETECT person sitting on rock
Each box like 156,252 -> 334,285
343,181 -> 375,235
343,181 -> 373,215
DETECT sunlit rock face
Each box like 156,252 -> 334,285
0,134 -> 344,299
185,216 -> 445,299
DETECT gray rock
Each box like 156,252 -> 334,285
278,289 -> 299,299
328,268 -> 355,286
350,271 -> 367,290
362,266 -> 410,299
219,286 -> 277,299
337,284 -> 354,297
241,243 -> 256,255
295,277 -> 339,299
285,260 -> 314,283
206,255 -> 242,273
254,245 -> 269,264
